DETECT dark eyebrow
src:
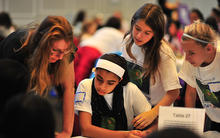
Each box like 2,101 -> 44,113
108,80 -> 116,83
135,24 -> 140,28
96,74 -> 103,80
135,24 -> 152,33
52,48 -> 65,52
97,74 -> 117,83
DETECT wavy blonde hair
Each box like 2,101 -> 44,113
20,16 -> 75,96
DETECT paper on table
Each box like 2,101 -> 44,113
158,106 -> 205,135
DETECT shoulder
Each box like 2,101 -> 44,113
160,40 -> 176,61
123,82 -> 151,109
123,82 -> 141,94
179,59 -> 196,78
0,29 -> 27,46
76,79 -> 93,98
0,29 -> 28,59
180,59 -> 195,71
125,82 -> 138,88
78,78 -> 93,88
6,29 -> 28,43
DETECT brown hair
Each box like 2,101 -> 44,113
124,3 -> 165,78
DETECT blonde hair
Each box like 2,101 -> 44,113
21,16 -> 76,96
182,20 -> 217,47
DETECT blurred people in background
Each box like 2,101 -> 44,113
205,16 -> 219,34
211,7 -> 220,33
80,19 -> 97,42
93,13 -> 104,30
74,16 -> 123,86
189,8 -> 204,23
164,20 -> 183,58
158,0 -> 180,34
0,12 -> 16,42
113,10 -> 129,33
158,0 -> 179,22
72,10 -> 87,37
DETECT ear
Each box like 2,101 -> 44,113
205,44 -> 213,53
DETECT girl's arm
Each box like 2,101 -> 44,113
56,61 -> 75,138
185,84 -> 197,107
132,44 -> 181,129
79,111 -> 135,138
132,89 -> 180,129
141,119 -> 158,137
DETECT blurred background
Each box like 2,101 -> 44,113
0,0 -> 218,27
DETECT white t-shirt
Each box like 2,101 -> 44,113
179,44 -> 220,123
80,27 -> 123,54
121,40 -> 181,105
74,78 -> 151,130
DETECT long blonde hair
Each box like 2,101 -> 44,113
21,16 -> 75,96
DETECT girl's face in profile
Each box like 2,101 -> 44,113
181,40 -> 209,67
94,68 -> 120,96
49,39 -> 70,63
132,19 -> 154,46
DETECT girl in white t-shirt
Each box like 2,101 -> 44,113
74,53 -> 155,138
179,20 -> 220,131
121,3 -> 181,130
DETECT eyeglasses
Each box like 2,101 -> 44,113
51,48 -> 71,55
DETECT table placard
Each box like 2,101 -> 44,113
158,106 -> 205,135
